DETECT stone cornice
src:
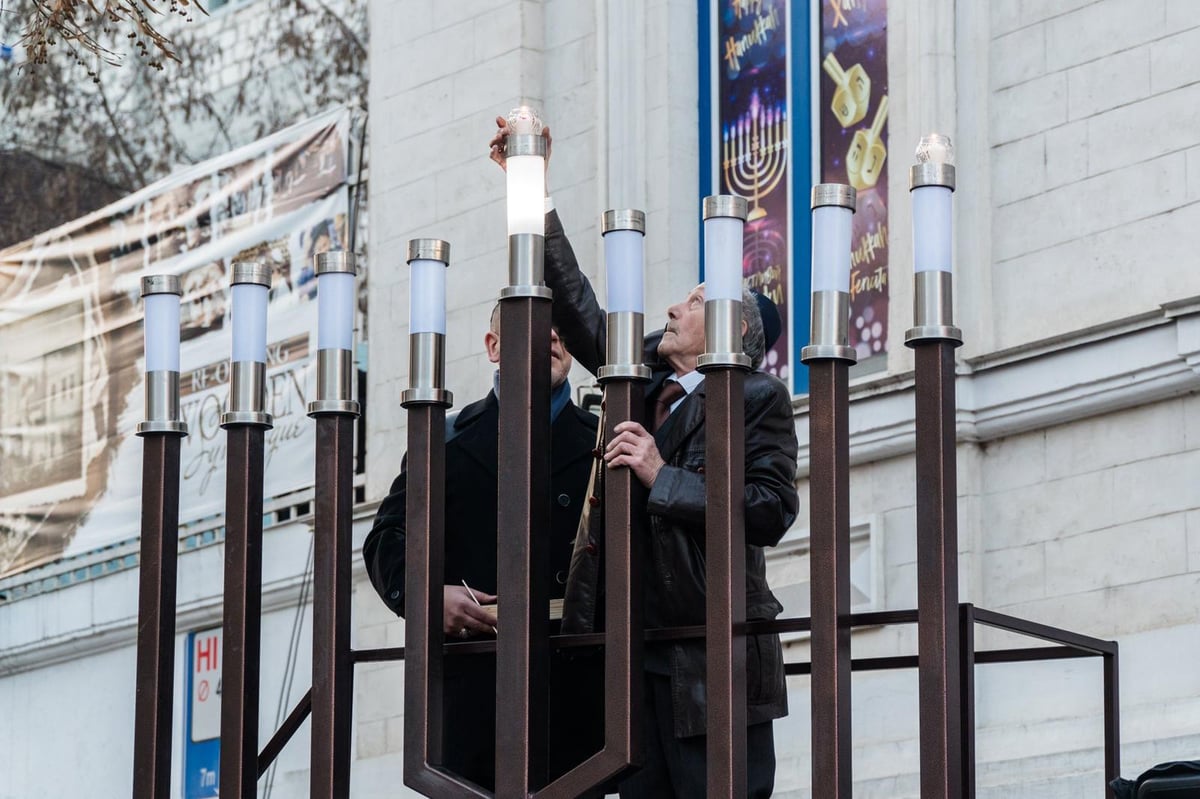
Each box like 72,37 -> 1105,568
793,299 -> 1200,477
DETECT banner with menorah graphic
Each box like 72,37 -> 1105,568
0,108 -> 354,575
820,0 -> 890,368
713,0 -> 793,384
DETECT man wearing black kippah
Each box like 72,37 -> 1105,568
489,119 -> 799,798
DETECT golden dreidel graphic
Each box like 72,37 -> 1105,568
846,94 -> 888,190
823,52 -> 870,127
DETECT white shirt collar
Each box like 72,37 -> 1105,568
667,370 -> 705,412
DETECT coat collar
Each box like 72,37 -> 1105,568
653,381 -> 706,461
451,390 -> 596,477
451,392 -> 500,477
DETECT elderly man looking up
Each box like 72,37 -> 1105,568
489,119 -> 799,798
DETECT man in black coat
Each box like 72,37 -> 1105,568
553,224 -> 798,799
363,303 -> 602,791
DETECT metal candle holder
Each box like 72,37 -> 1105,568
219,260 -> 273,799
501,134 -> 552,303
697,195 -> 752,371
308,251 -> 360,798
802,183 -> 858,363
309,251 -> 361,417
904,157 -> 965,799
399,239 -> 476,797
222,262 -> 273,429
496,128 -> 554,796
598,209 -> 651,384
403,239 -> 453,408
131,274 -> 187,799
905,161 -> 961,345
540,210 -> 651,796
697,194 -> 752,796
801,183 -> 857,799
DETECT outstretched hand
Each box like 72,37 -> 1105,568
488,114 -> 553,173
604,421 -> 666,488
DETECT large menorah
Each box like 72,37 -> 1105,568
722,98 -> 788,222
128,128 -> 1123,799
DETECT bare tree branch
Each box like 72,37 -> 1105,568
21,0 -> 205,68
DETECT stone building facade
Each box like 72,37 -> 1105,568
1,1 -> 1199,797
361,1 -> 1200,796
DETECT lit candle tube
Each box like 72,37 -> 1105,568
502,106 -> 551,297
144,279 -> 182,373
603,210 -> 645,314
698,195 -> 751,371
402,238 -> 453,407
599,210 -> 651,382
409,252 -> 447,334
317,252 -> 357,351
810,187 -> 855,293
505,105 -> 546,237
231,262 -> 270,363
223,262 -> 273,427
138,274 -> 187,436
906,132 -> 961,345
309,251 -> 360,417
912,132 -> 954,274
802,184 -> 858,364
702,196 -> 746,303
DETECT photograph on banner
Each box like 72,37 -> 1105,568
819,0 -> 889,369
715,0 -> 791,382
0,108 -> 358,575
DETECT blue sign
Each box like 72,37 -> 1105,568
183,629 -> 222,798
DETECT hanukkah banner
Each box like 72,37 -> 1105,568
711,0 -> 793,383
819,0 -> 889,368
0,107 -> 355,575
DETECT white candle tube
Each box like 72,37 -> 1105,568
506,154 -> 545,236
604,229 -> 644,313
703,216 -> 744,301
811,205 -> 854,292
317,271 -> 356,351
231,282 -> 269,363
144,293 -> 181,372
409,259 -> 446,334
912,185 -> 953,273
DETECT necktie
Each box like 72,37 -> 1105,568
652,380 -> 687,433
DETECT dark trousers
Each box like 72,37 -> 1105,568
618,672 -> 776,798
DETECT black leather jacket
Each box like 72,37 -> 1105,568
545,209 -> 799,737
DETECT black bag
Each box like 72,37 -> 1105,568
1110,760 -> 1200,798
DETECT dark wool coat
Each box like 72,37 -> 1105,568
363,389 -> 600,789
545,209 -> 800,738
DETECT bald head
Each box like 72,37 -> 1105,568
485,301 -> 573,388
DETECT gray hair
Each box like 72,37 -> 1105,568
741,287 -> 765,369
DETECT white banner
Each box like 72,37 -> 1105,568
0,108 -> 356,574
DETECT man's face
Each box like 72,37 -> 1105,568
485,324 -> 574,388
657,284 -> 706,373
549,327 -> 573,388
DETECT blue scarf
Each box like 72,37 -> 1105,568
493,371 -> 572,422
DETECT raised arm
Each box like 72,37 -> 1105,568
543,209 -> 608,374
490,115 -> 611,374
